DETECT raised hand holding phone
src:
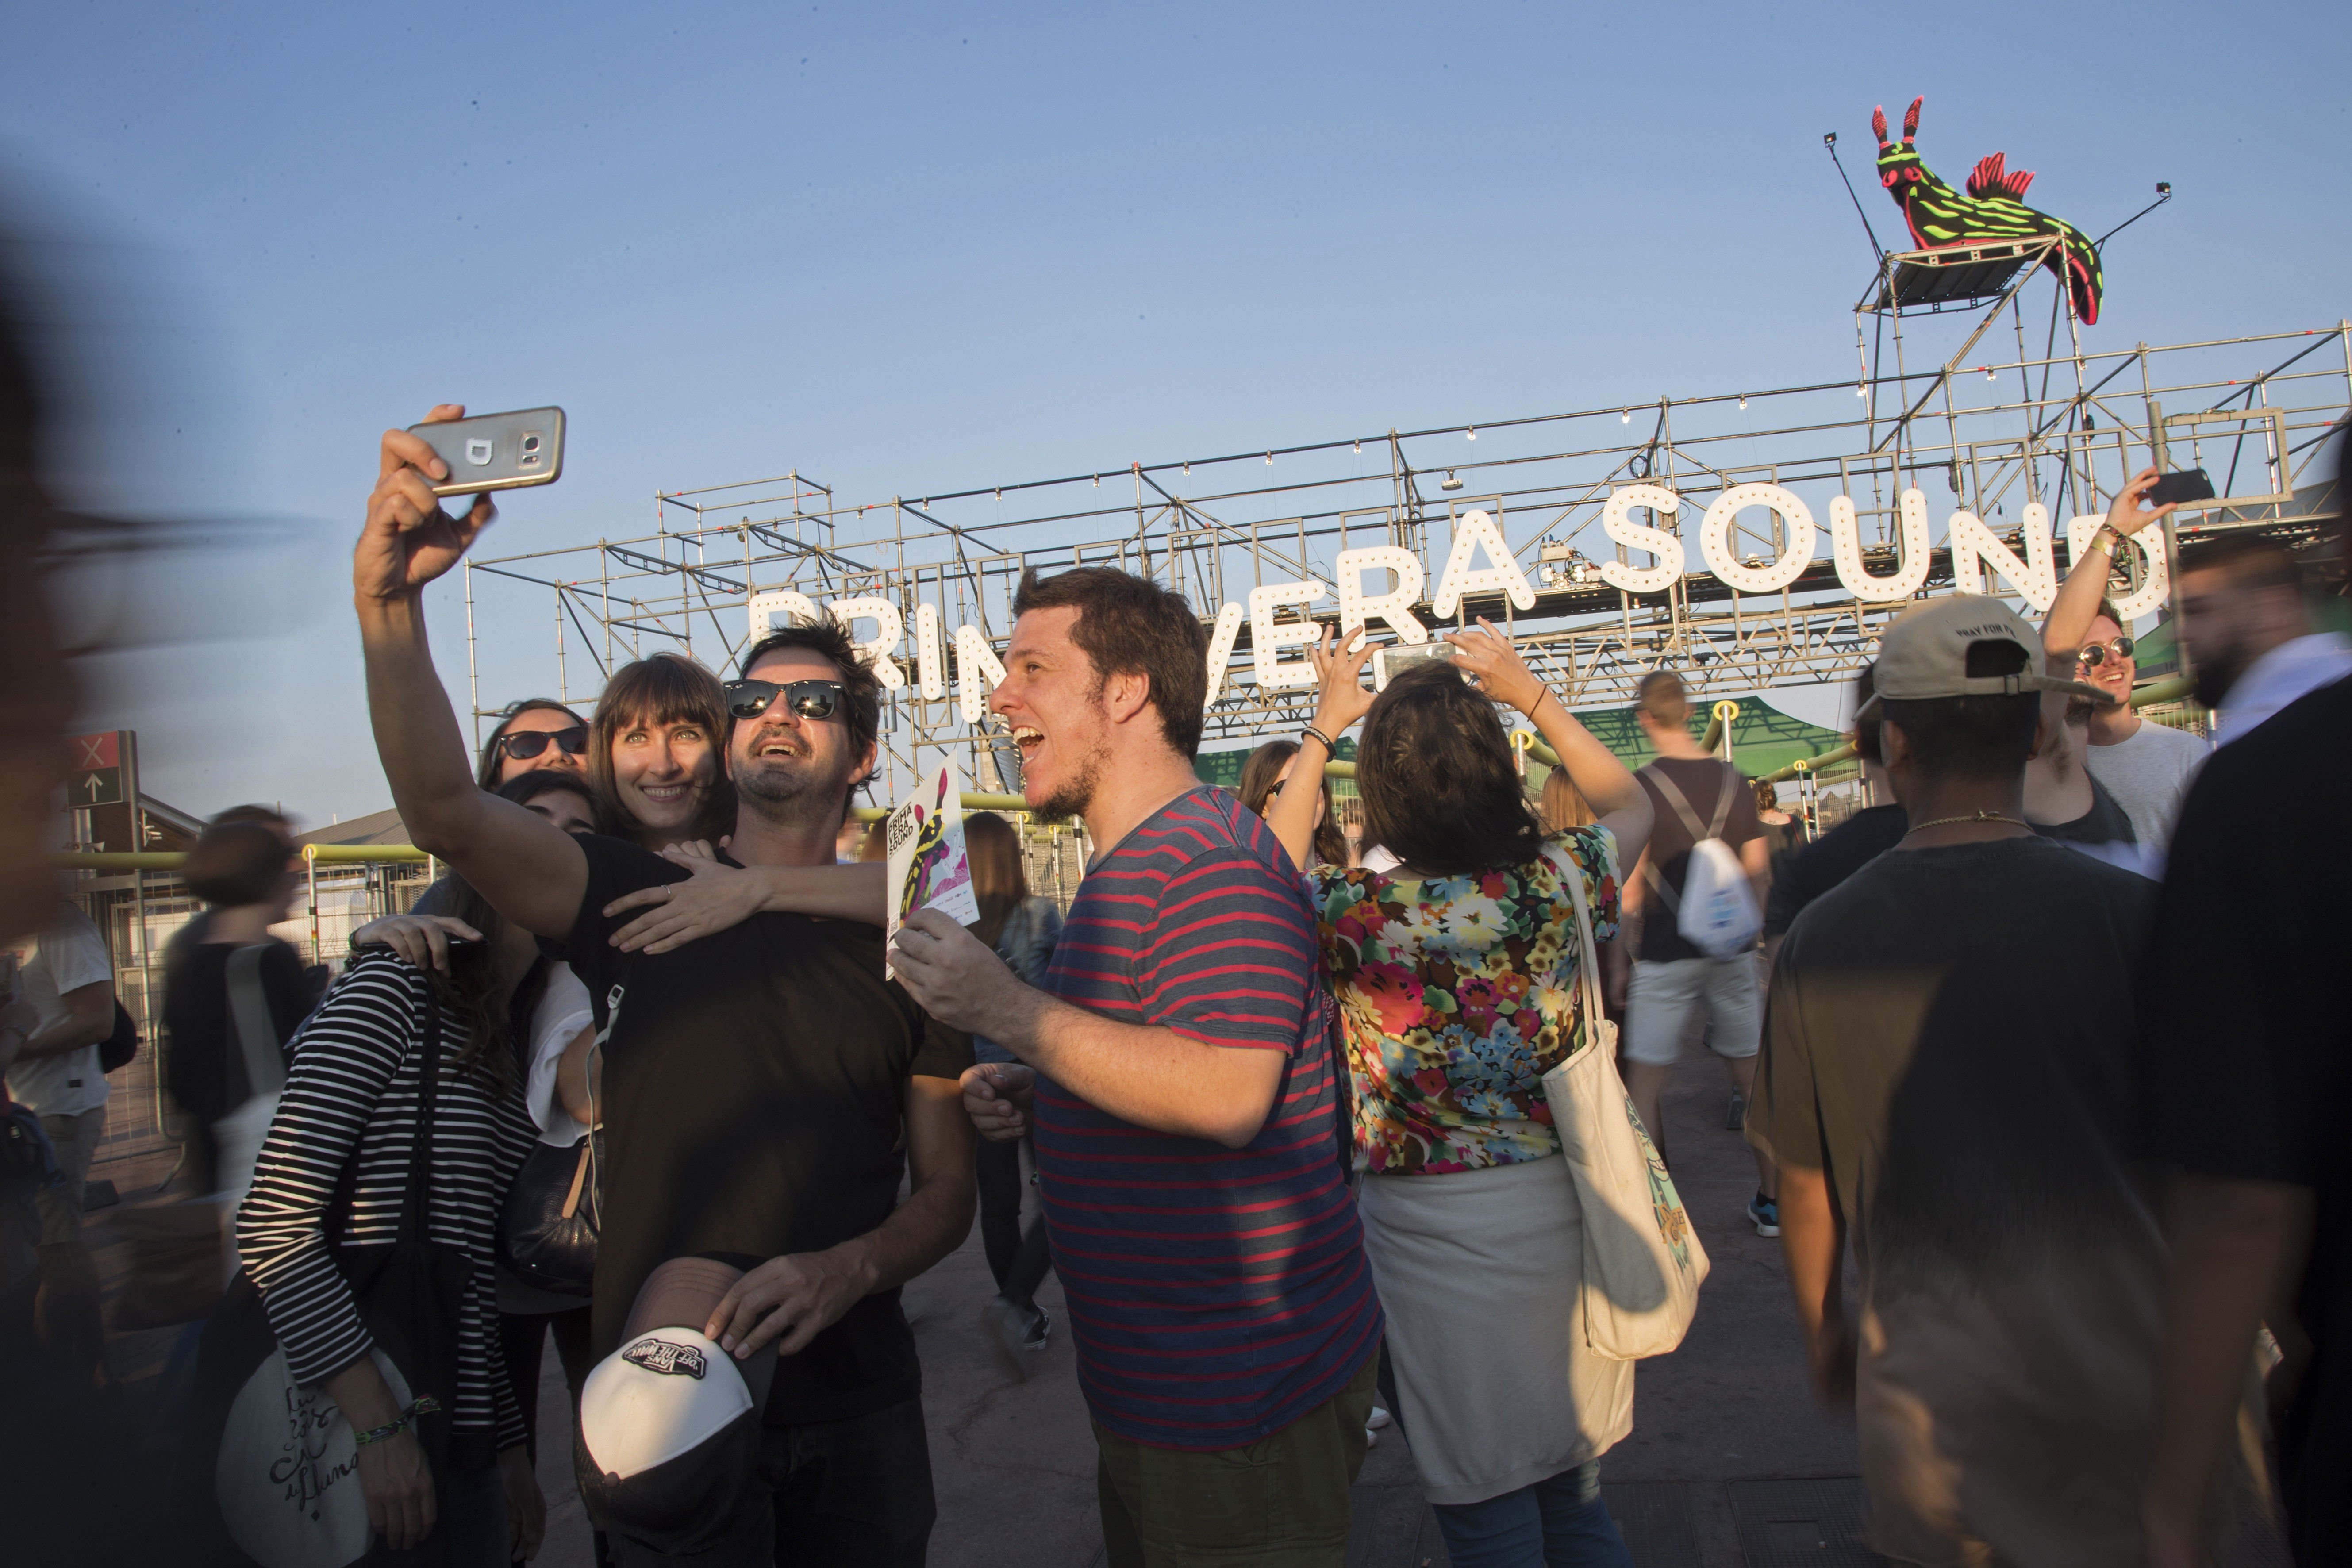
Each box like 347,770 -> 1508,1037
1443,618 -> 1547,715
357,405 -> 499,602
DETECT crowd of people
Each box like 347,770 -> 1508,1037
2,407 -> 2347,1568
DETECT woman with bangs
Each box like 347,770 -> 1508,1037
1267,619 -> 1654,1568
585,652 -> 736,850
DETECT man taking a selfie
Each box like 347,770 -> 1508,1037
354,406 -> 973,1568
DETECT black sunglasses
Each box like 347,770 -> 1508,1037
497,726 -> 588,761
2075,636 -> 2136,669
725,678 -> 845,722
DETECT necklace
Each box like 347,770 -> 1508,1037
1902,810 -> 2032,838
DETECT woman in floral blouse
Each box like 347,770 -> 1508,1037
1270,619 -> 1652,1568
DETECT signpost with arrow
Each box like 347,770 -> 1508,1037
69,730 -> 127,808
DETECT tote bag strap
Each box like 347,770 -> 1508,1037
398,982 -> 443,1246
1560,839 -> 1610,1060
225,944 -> 285,1098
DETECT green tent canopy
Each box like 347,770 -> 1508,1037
1198,697 -> 1844,789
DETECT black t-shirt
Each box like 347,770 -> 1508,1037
161,937 -> 315,1195
2141,674 -> 2352,1547
1633,757 -> 1763,962
565,834 -> 972,1424
1761,803 -> 1908,938
1752,835 -> 2171,1564
2031,769 -> 2137,847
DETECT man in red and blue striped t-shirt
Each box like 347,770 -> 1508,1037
893,566 -> 1383,1567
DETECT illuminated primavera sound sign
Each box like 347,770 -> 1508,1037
749,481 -> 2168,715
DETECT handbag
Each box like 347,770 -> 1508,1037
497,981 -> 620,1296
1541,843 -> 1710,1360
177,993 -> 472,1568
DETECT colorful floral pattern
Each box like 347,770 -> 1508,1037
1310,827 -> 1619,1176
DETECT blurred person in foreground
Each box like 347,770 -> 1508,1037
1760,663 -> 1906,967
961,811 -> 1063,1361
1268,621 -> 1653,1568
3,879 -> 115,1376
1748,595 -> 2258,1567
2042,469 -> 2205,853
2141,434 -> 2352,1567
2175,526 -> 2351,746
476,697 -> 591,789
359,406 -> 973,1565
1239,736 -> 1348,869
161,820 -> 309,1200
1615,669 -> 1776,1232
890,566 -> 1383,1568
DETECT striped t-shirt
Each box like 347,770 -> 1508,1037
1035,786 -> 1382,1449
238,951 -> 539,1449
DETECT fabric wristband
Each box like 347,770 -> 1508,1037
353,1395 -> 442,1447
1300,725 -> 1336,754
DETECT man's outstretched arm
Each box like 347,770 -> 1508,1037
355,407 -> 584,939
2043,465 -> 2173,660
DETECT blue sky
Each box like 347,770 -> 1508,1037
6,0 -> 2345,823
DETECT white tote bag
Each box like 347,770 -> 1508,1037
1541,847 -> 1710,1360
216,1347 -> 412,1568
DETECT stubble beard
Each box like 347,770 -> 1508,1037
1032,735 -> 1110,822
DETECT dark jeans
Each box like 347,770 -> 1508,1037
605,1398 -> 935,1568
497,1305 -> 597,1461
1430,1462 -> 1633,1568
974,1136 -> 1052,1306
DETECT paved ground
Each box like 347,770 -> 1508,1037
507,1061 -> 1854,1568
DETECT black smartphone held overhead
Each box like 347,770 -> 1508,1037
2147,467 -> 2216,507
407,407 -> 566,496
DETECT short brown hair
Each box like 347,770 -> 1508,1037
2177,531 -> 2301,591
741,621 -> 882,762
1636,669 -> 1690,729
1358,663 -> 1545,874
589,653 -> 734,842
183,821 -> 289,907
1012,567 -> 1208,758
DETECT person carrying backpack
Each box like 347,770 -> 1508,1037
1613,670 -> 1779,1235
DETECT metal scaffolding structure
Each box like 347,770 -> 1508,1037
464,289 -> 2351,801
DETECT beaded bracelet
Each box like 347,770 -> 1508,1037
353,1395 -> 442,1447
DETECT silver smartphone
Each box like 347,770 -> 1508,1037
1372,639 -> 1455,688
407,407 -> 566,496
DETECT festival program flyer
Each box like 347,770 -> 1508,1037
884,759 -> 982,977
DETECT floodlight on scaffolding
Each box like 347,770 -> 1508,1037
1440,470 -> 1464,492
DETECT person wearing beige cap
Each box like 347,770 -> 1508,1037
1745,595 -> 2261,1566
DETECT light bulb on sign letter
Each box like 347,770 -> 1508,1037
1430,511 -> 1537,619
1829,491 -> 1931,602
1249,580 -> 1327,690
1699,484 -> 1817,594
1595,485 -> 1683,596
1334,546 -> 1428,644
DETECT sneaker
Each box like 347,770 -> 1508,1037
1725,1089 -> 1746,1130
1366,1406 -> 1392,1431
1021,1304 -> 1053,1352
982,1295 -> 1039,1374
1747,1192 -> 1780,1237
1364,1426 -> 1380,1449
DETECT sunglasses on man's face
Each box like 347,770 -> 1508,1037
724,678 -> 845,722
497,727 -> 588,761
2076,636 -> 2136,669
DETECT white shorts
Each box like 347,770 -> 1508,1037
1621,955 -> 1760,1067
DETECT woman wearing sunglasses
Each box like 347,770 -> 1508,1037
475,698 -> 591,789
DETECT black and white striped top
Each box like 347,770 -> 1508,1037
236,949 -> 538,1448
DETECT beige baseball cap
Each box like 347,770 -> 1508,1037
1858,595 -> 2113,717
